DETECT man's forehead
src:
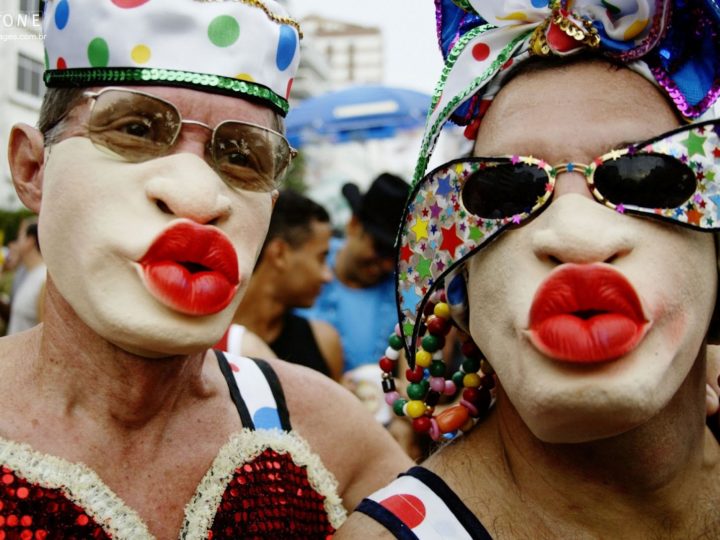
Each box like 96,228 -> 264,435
474,63 -> 680,160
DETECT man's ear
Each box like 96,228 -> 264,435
263,237 -> 289,270
8,123 -> 45,213
346,214 -> 362,238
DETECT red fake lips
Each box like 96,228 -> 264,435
138,221 -> 240,316
528,264 -> 648,363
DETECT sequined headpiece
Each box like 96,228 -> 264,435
397,0 -> 720,367
42,0 -> 302,116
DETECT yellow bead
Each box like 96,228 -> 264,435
433,302 -> 450,319
463,373 -> 481,388
406,400 -> 426,418
416,349 -> 432,368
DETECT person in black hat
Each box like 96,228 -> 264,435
299,173 -> 411,372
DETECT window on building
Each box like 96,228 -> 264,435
17,53 -> 44,98
19,0 -> 42,15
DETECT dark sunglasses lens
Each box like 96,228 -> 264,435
461,162 -> 548,219
594,154 -> 697,209
88,90 -> 179,161
213,122 -> 290,192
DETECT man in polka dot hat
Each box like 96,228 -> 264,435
1,1 -> 412,538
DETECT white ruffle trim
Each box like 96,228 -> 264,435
0,436 -> 153,539
180,428 -> 347,538
0,429 -> 346,539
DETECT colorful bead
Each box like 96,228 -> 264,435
407,383 -> 427,400
385,391 -> 400,406
462,356 -> 480,373
463,373 -> 482,388
379,357 -> 394,373
406,400 -> 426,418
426,315 -> 450,335
429,376 -> 446,393
429,360 -> 446,377
406,365 -> 425,383
384,347 -> 400,360
415,349 -> 432,368
436,405 -> 470,433
421,334 -> 443,353
433,302 -> 450,319
388,334 -> 404,350
412,416 -> 432,433
443,380 -> 457,396
393,398 -> 407,416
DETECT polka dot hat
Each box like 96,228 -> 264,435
42,0 -> 302,116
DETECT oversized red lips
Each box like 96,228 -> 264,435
138,221 -> 240,316
528,264 -> 648,363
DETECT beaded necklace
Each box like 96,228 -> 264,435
378,289 -> 496,440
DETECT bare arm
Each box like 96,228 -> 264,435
334,511 -> 397,539
240,329 -> 276,359
310,319 -> 344,381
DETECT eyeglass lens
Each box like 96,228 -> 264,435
87,89 -> 290,192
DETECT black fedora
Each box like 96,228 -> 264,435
342,173 -> 411,255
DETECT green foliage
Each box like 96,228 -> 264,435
282,150 -> 307,193
0,208 -> 35,245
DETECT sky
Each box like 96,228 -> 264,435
288,0 -> 444,95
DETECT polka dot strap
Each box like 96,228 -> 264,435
359,466 -> 492,539
42,0 -> 301,116
215,351 -> 291,432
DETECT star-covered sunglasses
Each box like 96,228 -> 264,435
453,119 -> 720,230
55,87 -> 296,193
396,119 -> 720,353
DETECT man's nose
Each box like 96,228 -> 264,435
144,152 -> 232,225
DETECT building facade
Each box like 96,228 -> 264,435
299,15 -> 382,90
0,0 -> 45,210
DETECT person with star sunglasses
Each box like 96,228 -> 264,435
338,0 -> 720,538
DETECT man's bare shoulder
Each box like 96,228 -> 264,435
266,358 -> 413,510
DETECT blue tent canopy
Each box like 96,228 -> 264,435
286,85 -> 432,147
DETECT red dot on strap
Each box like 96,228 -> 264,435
379,494 -> 426,529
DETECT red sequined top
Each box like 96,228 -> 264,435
0,354 -> 346,539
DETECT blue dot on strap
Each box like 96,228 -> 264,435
531,0 -> 549,7
253,407 -> 283,430
55,0 -> 70,30
275,25 -> 297,71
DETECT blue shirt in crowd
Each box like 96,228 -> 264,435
297,237 -> 398,372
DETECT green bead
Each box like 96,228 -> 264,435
421,334 -> 441,353
462,357 -> 480,374
452,371 -> 464,387
393,398 -> 407,416
419,379 -> 430,394
430,360 -> 446,377
388,334 -> 404,350
407,383 -> 427,400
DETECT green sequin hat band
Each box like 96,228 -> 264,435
42,0 -> 301,117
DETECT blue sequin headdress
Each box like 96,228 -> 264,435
397,0 -> 720,367
42,0 -> 302,116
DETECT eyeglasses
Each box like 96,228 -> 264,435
64,87 -> 296,193
461,119 -> 720,228
420,119 -> 720,232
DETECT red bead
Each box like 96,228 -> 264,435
463,387 -> 480,404
378,357 -> 394,373
426,316 -> 450,336
461,340 -> 479,357
422,301 -> 436,316
406,365 -> 424,383
412,416 -> 431,433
